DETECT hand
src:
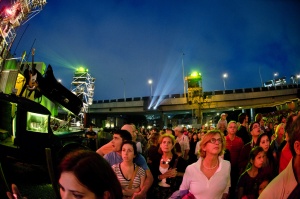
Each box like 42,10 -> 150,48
164,168 -> 177,178
132,191 -> 146,199
6,184 -> 27,199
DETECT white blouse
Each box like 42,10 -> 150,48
180,157 -> 231,199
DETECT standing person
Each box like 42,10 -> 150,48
237,146 -> 265,199
217,113 -> 228,130
174,126 -> 190,160
112,140 -> 146,198
179,130 -> 231,199
85,123 -> 97,151
272,123 -> 285,160
259,116 -> 300,199
236,113 -> 251,145
97,124 -> 137,156
279,113 -> 298,173
166,128 -> 182,157
255,113 -> 266,133
238,122 -> 261,174
103,129 -> 153,199
225,121 -> 244,198
218,123 -> 228,136
256,132 -> 278,180
188,133 -> 198,164
195,130 -> 206,159
145,132 -> 160,167
149,134 -> 187,199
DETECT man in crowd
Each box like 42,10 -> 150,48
226,121 -> 244,198
238,122 -> 261,174
259,116 -> 300,198
99,124 -> 153,199
85,123 -> 97,150
174,126 -> 190,160
236,113 -> 251,145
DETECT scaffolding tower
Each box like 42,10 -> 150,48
0,0 -> 47,66
71,67 -> 95,121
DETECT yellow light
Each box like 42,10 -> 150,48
191,72 -> 198,77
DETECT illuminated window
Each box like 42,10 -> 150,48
26,112 -> 48,133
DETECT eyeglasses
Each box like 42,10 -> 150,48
209,138 -> 222,144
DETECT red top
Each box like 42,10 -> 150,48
225,135 -> 244,167
279,143 -> 292,173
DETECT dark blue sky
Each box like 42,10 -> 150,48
8,0 -> 300,100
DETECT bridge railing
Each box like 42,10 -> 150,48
93,84 -> 299,104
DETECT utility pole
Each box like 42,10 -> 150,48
182,51 -> 186,98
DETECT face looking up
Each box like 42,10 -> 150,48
251,123 -> 261,137
203,133 -> 222,155
112,134 -> 123,152
259,135 -> 270,152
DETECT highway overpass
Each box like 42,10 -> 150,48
89,84 -> 299,114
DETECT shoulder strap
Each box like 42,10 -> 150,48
128,165 -> 139,189
172,157 -> 179,169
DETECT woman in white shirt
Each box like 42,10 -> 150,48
180,130 -> 231,199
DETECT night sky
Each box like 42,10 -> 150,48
4,0 -> 300,100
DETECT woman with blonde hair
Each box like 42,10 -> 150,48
179,130 -> 231,199
149,133 -> 187,199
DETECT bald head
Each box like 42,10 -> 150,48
121,124 -> 136,135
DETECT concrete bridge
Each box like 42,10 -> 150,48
89,85 -> 300,116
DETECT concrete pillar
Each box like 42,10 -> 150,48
194,107 -> 203,124
250,108 -> 255,123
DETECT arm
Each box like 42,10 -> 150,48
184,149 -> 189,160
184,138 -> 190,160
132,169 -> 153,199
96,141 -> 113,156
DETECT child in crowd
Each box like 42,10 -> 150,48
237,146 -> 265,199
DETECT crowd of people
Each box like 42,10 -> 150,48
6,110 -> 300,199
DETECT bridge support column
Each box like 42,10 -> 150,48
194,107 -> 203,125
250,108 -> 255,122
162,113 -> 169,128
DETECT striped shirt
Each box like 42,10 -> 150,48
112,163 -> 145,189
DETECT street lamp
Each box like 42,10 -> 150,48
297,74 -> 300,86
222,73 -> 228,90
273,72 -> 278,86
121,78 -> 126,100
148,79 -> 153,97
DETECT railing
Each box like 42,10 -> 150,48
92,84 -> 299,104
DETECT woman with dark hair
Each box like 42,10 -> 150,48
237,146 -> 265,199
149,134 -> 187,199
256,132 -> 278,180
188,132 -> 199,164
58,149 -> 123,199
179,130 -> 231,199
112,140 -> 145,198
7,149 -> 123,199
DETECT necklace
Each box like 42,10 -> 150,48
161,157 -> 172,164
202,159 -> 219,170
